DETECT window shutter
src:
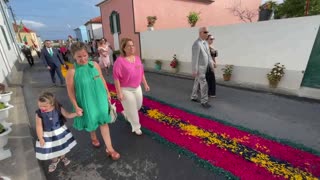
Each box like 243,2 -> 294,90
109,14 -> 114,34
116,13 -> 121,34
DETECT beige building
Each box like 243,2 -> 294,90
13,23 -> 40,49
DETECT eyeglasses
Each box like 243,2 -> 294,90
203,31 -> 209,34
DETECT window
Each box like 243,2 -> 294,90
0,25 -> 11,50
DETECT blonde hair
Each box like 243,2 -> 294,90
120,38 -> 133,57
38,92 -> 60,109
70,42 -> 87,56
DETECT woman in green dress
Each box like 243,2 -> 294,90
66,42 -> 120,160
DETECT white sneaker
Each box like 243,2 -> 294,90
134,129 -> 142,136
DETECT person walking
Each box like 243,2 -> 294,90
206,34 -> 217,97
113,38 -> 150,135
40,40 -> 66,86
66,42 -> 120,160
21,45 -> 34,66
190,27 -> 214,108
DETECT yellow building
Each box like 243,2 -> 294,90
13,23 -> 40,49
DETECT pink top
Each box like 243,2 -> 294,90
60,47 -> 67,54
113,56 -> 144,88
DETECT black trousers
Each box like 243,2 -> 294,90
49,65 -> 65,84
206,67 -> 216,96
26,56 -> 34,66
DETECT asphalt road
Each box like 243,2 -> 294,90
22,60 -> 320,180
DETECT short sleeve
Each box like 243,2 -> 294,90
35,109 -> 43,119
113,58 -> 122,80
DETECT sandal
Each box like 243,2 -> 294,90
91,139 -> 101,148
106,149 -> 120,160
61,157 -> 71,166
48,158 -> 60,173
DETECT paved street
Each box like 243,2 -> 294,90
22,59 -> 320,180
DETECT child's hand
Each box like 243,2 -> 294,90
75,106 -> 83,116
39,138 -> 45,147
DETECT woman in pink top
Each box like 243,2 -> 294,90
113,38 -> 150,135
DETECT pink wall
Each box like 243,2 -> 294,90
133,0 -> 261,32
99,0 -> 141,56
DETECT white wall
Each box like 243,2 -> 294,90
86,23 -> 103,40
0,1 -> 20,84
92,24 -> 103,39
140,15 -> 320,91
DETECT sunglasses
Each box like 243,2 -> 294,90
209,38 -> 214,40
203,31 -> 209,34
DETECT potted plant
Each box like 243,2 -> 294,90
147,16 -> 157,31
187,12 -> 200,27
170,54 -> 179,73
0,123 -> 12,160
221,65 -> 234,81
0,83 -> 12,106
0,102 -> 13,127
155,60 -> 162,71
267,63 -> 285,88
258,1 -> 277,21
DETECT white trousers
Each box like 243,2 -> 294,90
121,86 -> 143,132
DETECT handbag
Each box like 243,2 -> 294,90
108,102 -> 117,123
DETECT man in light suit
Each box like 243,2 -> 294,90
40,40 -> 66,86
190,27 -> 214,108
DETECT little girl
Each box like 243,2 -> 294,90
35,92 -> 78,173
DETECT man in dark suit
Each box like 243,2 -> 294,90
40,40 -> 66,86
21,45 -> 34,66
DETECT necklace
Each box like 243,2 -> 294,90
125,56 -> 135,63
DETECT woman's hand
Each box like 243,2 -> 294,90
117,92 -> 124,101
144,84 -> 150,92
39,138 -> 45,147
75,106 -> 83,116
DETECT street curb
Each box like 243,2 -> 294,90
5,61 -> 46,180
145,69 -> 320,104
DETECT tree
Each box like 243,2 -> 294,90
228,1 -> 257,22
275,0 -> 320,19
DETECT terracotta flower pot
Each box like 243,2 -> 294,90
223,74 -> 231,81
269,80 -> 279,88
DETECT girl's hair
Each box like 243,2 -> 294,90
38,92 -> 60,110
70,42 -> 88,56
120,38 -> 133,57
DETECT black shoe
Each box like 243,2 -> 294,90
201,103 -> 211,108
191,99 -> 200,103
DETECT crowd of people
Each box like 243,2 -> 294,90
32,27 -> 216,173
34,36 -> 149,172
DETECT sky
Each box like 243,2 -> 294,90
7,0 -> 102,40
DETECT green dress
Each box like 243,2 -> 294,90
73,61 -> 111,132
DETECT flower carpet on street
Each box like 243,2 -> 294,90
108,84 -> 320,180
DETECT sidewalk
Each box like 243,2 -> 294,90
0,63 -> 45,180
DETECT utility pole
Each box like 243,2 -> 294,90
7,5 -> 22,42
